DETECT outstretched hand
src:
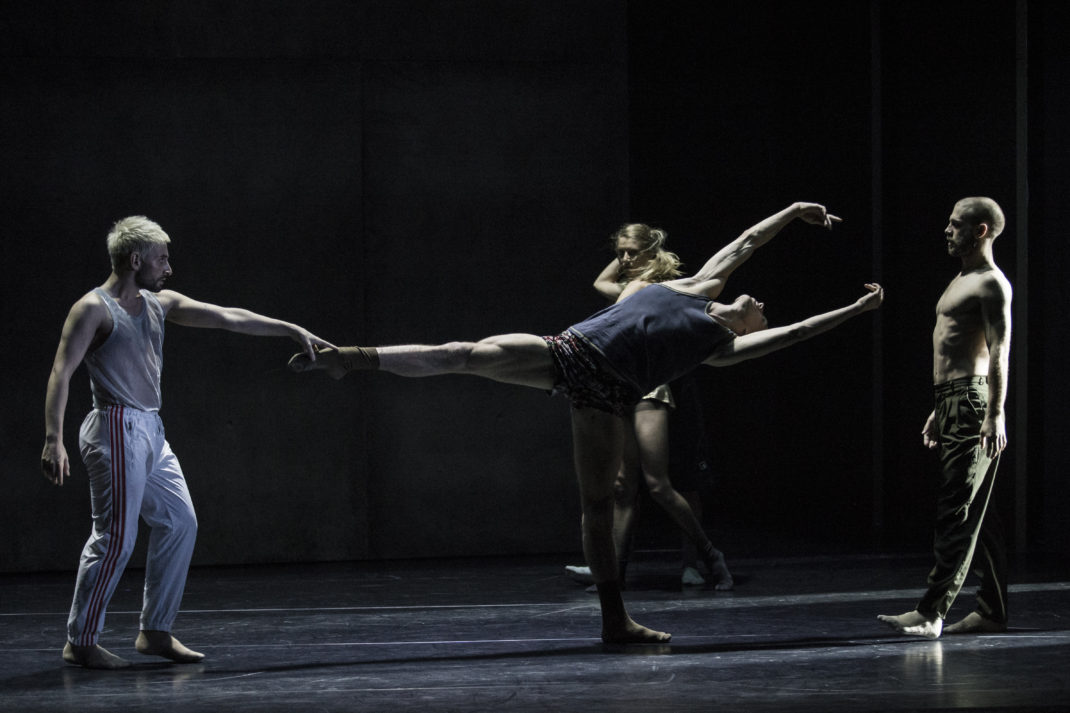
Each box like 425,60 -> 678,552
796,202 -> 843,230
293,329 -> 337,361
856,283 -> 884,311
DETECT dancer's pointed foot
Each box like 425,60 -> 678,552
62,642 -> 130,669
288,346 -> 378,380
602,617 -> 672,645
943,611 -> 1007,635
877,610 -> 943,639
135,630 -> 205,663
288,347 -> 345,379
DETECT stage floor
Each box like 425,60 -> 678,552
2,552 -> 1069,712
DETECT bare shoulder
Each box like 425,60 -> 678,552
60,290 -> 110,345
155,289 -> 192,314
986,266 -> 1012,294
975,267 -> 1012,304
69,290 -> 107,322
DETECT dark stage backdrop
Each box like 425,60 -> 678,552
1,0 -> 627,570
2,0 -> 1065,574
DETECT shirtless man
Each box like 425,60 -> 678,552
42,216 -> 333,669
290,202 -> 884,644
878,197 -> 1012,639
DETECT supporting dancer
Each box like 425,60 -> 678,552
567,223 -> 732,591
42,216 -> 333,669
878,197 -> 1012,639
291,202 -> 883,644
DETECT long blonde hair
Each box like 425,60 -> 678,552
612,223 -> 683,284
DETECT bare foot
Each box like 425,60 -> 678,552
602,618 -> 672,644
288,348 -> 346,379
944,612 -> 1007,635
877,610 -> 942,639
135,630 -> 205,663
62,642 -> 130,669
706,551 -> 734,591
289,347 -> 378,380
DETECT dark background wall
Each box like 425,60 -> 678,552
2,0 -> 1065,574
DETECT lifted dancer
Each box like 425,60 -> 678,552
879,197 -> 1012,640
42,216 -> 333,669
292,202 -> 883,644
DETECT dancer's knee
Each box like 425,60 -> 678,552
646,479 -> 677,506
444,341 -> 480,371
171,505 -> 198,541
582,496 -> 614,529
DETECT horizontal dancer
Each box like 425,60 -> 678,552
292,202 -> 883,644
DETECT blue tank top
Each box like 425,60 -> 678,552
568,284 -> 734,393
85,288 -> 165,411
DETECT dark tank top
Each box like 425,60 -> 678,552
568,284 -> 734,393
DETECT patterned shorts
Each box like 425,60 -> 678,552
541,330 -> 641,418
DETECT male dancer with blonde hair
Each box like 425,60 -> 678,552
43,216 -> 333,668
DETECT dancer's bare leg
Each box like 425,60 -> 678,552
610,424 -> 643,583
569,444 -> 640,590
289,334 -> 556,390
633,403 -> 733,591
572,407 -> 670,644
876,610 -> 943,639
680,490 -> 706,586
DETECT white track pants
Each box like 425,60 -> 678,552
67,406 -> 197,646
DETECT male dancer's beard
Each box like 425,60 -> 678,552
134,271 -> 166,292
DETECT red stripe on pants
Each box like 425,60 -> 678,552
80,405 -> 127,646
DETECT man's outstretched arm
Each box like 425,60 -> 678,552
158,290 -> 335,359
690,203 -> 842,287
704,283 -> 883,367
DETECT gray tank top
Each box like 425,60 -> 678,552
85,287 -> 165,411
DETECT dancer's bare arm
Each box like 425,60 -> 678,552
978,273 -> 1012,457
158,290 -> 335,359
704,284 -> 882,366
594,258 -> 626,301
677,203 -> 841,299
42,294 -> 107,486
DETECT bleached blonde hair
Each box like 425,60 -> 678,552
612,223 -> 683,284
106,216 -> 170,271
